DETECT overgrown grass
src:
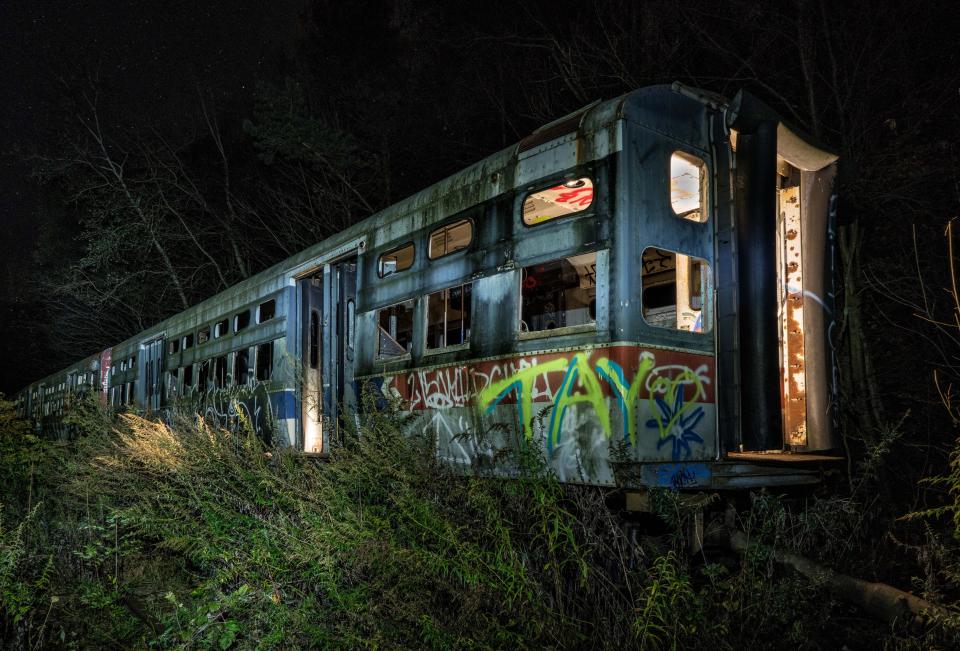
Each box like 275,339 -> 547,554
0,394 -> 957,649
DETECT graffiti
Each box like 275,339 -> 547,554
642,463 -> 711,490
646,369 -> 706,460
477,357 -> 568,442
181,382 -> 294,444
548,353 -> 611,449
379,345 -> 714,465
475,350 -> 710,458
595,353 -> 655,445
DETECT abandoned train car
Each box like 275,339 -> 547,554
15,83 -> 841,491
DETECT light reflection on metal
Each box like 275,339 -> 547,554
779,184 -> 807,447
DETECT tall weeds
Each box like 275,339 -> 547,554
0,394 -> 943,649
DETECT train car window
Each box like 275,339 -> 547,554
198,327 -> 211,345
378,243 -> 415,277
235,310 -> 250,333
182,333 -> 194,349
309,311 -> 320,368
182,364 -> 194,389
425,283 -> 472,349
258,299 -> 276,323
198,360 -> 210,393
376,299 -> 414,359
256,342 -> 274,381
670,152 -> 708,223
641,247 -> 712,332
235,349 -> 250,385
428,219 -> 473,259
347,300 -> 356,349
167,370 -> 179,399
214,319 -> 230,338
522,177 -> 594,226
214,355 -> 228,388
169,339 -> 180,355
520,252 -> 597,333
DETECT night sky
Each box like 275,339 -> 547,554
0,0 -> 303,260
0,1 -> 304,392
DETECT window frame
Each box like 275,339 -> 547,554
375,298 -> 415,361
640,245 -> 712,334
258,299 -> 276,324
377,242 -> 416,278
427,218 -> 474,261
423,282 -> 473,355
517,249 -> 601,340
669,150 -> 709,224
521,175 -> 596,228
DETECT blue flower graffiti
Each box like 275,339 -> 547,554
647,387 -> 705,461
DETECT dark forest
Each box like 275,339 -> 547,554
2,0 -> 960,648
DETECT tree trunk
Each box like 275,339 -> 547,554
713,527 -> 938,625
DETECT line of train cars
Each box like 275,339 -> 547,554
16,84 -> 843,491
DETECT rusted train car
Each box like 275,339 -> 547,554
16,83 -> 840,490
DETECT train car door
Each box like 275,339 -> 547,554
300,273 -> 324,453
140,337 -> 164,412
324,257 -> 358,437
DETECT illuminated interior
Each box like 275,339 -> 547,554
670,152 -> 708,222
522,177 -> 594,226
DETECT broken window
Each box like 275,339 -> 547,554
258,299 -> 276,323
426,283 -> 472,349
428,219 -> 473,259
167,370 -> 179,399
235,349 -> 249,385
522,177 -> 594,226
376,299 -> 414,359
198,360 -> 210,393
378,243 -> 415,277
234,310 -> 250,333
670,152 -> 708,223
641,247 -> 712,332
183,333 -> 194,349
256,342 -> 274,381
214,319 -> 230,338
182,364 -> 194,390
214,355 -> 228,388
520,252 -> 597,333
169,339 -> 180,355
198,327 -> 210,345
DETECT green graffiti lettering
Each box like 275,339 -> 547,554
548,352 -> 611,448
595,353 -> 655,445
476,358 -> 568,440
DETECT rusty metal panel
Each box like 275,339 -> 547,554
780,185 -> 807,446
